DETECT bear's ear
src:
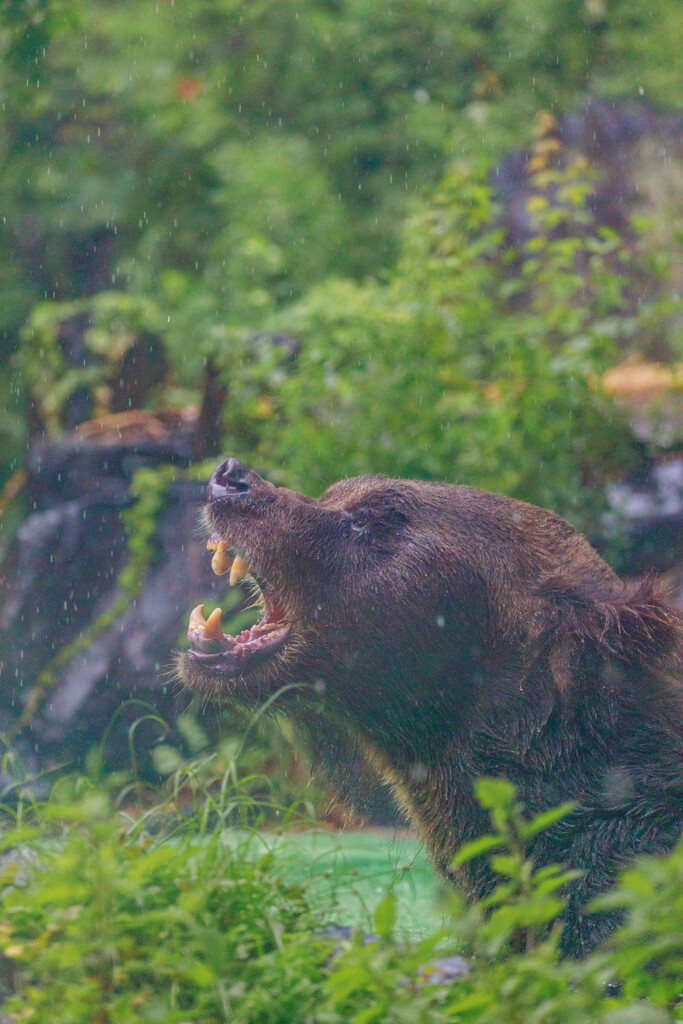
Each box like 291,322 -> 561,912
536,573 -> 682,663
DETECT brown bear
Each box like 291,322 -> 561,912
178,458 -> 682,958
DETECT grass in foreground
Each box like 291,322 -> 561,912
0,747 -> 680,1024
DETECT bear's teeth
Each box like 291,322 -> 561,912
211,543 -> 233,576
189,604 -> 207,631
203,607 -> 223,639
229,555 -> 250,586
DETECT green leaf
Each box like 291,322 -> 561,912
474,777 -> 517,813
452,833 -> 503,867
522,802 -> 577,838
489,854 -> 521,878
372,892 -> 397,938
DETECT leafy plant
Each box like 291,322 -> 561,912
217,157 -> 656,532
18,292 -> 165,434
0,783 -> 314,1022
1,0 -> 679,483
0,768 -> 680,1023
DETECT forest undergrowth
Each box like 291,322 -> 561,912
0,721 -> 680,1024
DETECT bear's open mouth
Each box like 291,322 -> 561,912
185,534 -> 292,677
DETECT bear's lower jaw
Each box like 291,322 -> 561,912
183,619 -> 292,685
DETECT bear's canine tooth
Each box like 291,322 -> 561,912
211,544 -> 233,576
203,607 -> 223,640
189,604 -> 207,631
229,554 -> 250,587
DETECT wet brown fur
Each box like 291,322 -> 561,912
178,465 -> 683,957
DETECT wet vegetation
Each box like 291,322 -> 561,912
0,1 -> 680,1020
1,0 -> 680,505
0,754 -> 681,1023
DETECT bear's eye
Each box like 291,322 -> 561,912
346,503 -> 407,541
344,507 -> 372,537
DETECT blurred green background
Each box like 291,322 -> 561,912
1,0 -> 680,533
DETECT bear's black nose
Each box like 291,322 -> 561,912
208,458 -> 252,500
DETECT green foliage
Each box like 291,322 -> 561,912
448,779 -> 580,959
591,850 -> 683,1010
0,779 -> 316,1023
220,158 -> 655,530
118,464 -> 178,597
0,0 -> 677,344
17,292 -> 165,433
314,780 -> 683,1024
148,704 -> 321,830
0,766 -> 680,1024
0,0 -> 679,515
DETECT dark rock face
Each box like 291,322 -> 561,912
0,437 -> 211,782
179,460 -> 682,958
